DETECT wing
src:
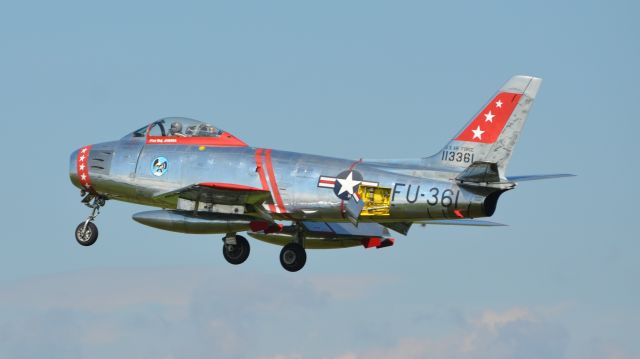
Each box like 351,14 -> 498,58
248,221 -> 396,249
154,182 -> 272,210
302,221 -> 389,238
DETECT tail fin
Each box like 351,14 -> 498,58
424,75 -> 542,177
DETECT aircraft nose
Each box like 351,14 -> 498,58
69,145 -> 93,190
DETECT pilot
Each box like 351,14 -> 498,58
169,121 -> 186,137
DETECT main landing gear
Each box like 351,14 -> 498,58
75,194 -> 106,246
222,234 -> 251,265
222,222 -> 308,272
279,222 -> 307,272
279,243 -> 306,272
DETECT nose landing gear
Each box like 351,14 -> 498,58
75,194 -> 106,246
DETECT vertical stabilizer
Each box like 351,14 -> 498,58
424,75 -> 542,177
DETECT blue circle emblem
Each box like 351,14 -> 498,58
151,157 -> 168,177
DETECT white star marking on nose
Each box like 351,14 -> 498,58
336,171 -> 361,196
472,126 -> 485,140
495,100 -> 503,108
484,111 -> 495,123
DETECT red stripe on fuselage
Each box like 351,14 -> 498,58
255,148 -> 276,213
264,149 -> 288,214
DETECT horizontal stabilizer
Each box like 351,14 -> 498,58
418,219 -> 506,227
507,174 -> 576,182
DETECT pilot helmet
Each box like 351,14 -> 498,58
170,121 -> 183,134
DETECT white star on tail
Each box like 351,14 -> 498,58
336,171 -> 360,196
81,174 -> 86,181
495,100 -> 503,108
484,111 -> 495,123
472,125 -> 485,140
81,148 -> 88,153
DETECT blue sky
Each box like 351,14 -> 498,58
0,1 -> 638,358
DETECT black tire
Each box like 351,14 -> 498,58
75,222 -> 98,246
279,243 -> 307,272
222,235 -> 250,265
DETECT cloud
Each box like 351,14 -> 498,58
4,268 -> 634,359
257,354 -> 302,359
333,307 -> 570,359
584,340 -> 640,359
0,267 -> 205,311
0,267 -> 385,359
475,307 -> 532,331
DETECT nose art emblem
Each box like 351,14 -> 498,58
151,157 -> 168,177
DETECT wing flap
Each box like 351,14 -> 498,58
302,221 -> 390,238
303,221 -> 394,249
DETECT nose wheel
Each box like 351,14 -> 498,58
279,243 -> 306,272
75,194 -> 106,247
76,222 -> 98,246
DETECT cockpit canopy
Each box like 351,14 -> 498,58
130,117 -> 247,147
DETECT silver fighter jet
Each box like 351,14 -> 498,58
69,75 -> 572,272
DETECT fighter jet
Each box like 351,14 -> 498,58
69,75 -> 572,272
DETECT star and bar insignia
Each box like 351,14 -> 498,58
318,170 -> 378,202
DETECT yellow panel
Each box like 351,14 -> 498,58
358,185 -> 391,216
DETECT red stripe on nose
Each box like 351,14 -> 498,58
76,145 -> 94,192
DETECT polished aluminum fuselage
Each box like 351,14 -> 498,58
70,134 -> 497,224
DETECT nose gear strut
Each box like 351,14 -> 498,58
75,194 -> 106,246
